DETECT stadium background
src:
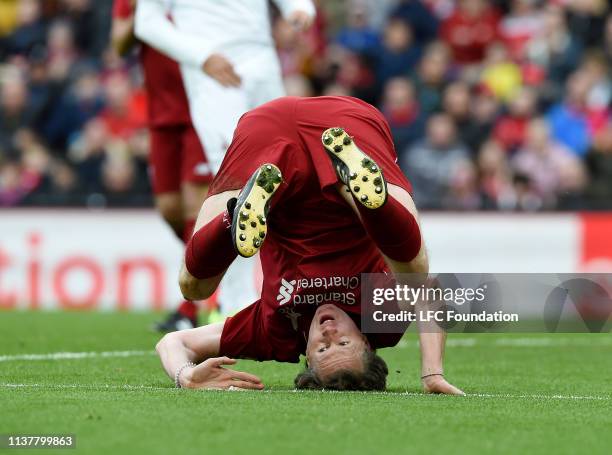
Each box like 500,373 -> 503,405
1,0 -> 612,311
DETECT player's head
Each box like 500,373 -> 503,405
294,304 -> 388,391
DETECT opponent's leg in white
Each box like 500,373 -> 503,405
181,67 -> 249,174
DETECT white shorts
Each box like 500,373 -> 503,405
180,48 -> 285,174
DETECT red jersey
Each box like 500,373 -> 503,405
112,0 -> 191,127
440,7 -> 500,65
493,116 -> 529,152
211,96 -> 412,363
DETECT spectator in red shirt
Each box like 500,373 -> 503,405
440,0 -> 500,65
493,86 -> 537,153
97,72 -> 146,140
381,77 -> 425,152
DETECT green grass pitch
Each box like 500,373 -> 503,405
1,311 -> 611,454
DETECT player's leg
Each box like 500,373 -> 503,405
179,189 -> 237,301
334,180 -> 428,278
180,66 -> 249,175
154,193 -> 184,240
377,184 -> 428,277
179,122 -> 213,261
322,127 -> 424,271
180,163 -> 283,301
149,127 -> 185,239
150,126 -> 200,332
181,183 -> 209,240
180,123 -> 213,321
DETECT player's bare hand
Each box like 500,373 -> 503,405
202,54 -> 241,87
422,375 -> 465,396
180,357 -> 264,390
287,10 -> 314,32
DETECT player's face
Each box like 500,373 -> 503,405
306,304 -> 369,379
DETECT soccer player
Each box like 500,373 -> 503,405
155,96 -> 464,393
111,0 -> 210,331
133,0 -> 316,174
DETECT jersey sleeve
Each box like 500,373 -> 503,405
112,0 -> 133,19
219,300 -> 301,363
219,301 -> 274,361
134,0 -> 214,69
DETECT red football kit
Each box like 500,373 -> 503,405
112,0 -> 211,194
209,96 -> 414,363
440,6 -> 500,65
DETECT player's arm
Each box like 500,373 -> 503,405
134,0 -> 241,87
395,261 -> 464,395
272,0 -> 316,31
156,322 -> 264,390
134,0 -> 213,69
407,254 -> 464,395
417,320 -> 465,395
383,185 -> 464,395
111,11 -> 136,56
403,247 -> 464,395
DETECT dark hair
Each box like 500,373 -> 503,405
294,350 -> 388,391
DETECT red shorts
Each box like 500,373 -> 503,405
149,123 -> 212,194
210,96 -> 412,196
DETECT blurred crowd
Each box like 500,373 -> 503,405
1,0 -> 612,210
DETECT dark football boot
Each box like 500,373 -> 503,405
153,310 -> 197,333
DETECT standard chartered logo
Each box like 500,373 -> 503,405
276,275 -> 359,306
277,278 -> 297,305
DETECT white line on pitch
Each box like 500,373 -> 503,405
493,337 -> 612,347
3,337 -> 611,362
462,393 -> 611,401
1,383 -> 610,401
397,337 -> 612,349
0,350 -> 155,362
0,383 -> 166,390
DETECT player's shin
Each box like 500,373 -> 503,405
356,196 -> 422,263
184,210 -> 237,279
